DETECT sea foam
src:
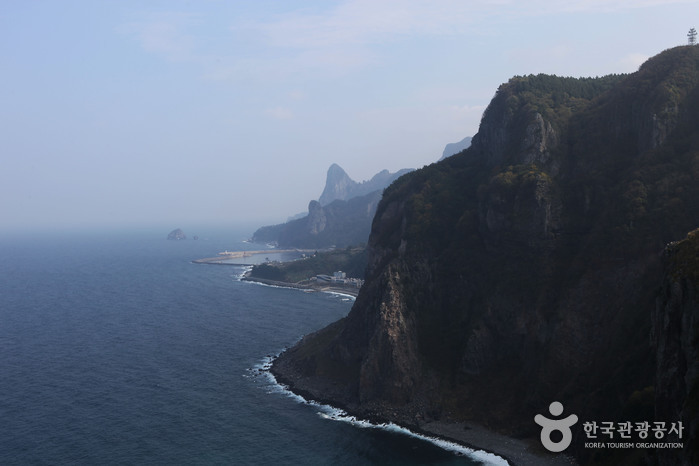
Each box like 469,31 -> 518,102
232,266 -> 253,281
252,355 -> 510,466
242,280 -> 357,301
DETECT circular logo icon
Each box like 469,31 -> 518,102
534,401 -> 578,452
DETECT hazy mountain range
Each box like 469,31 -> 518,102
439,136 -> 472,160
251,164 -> 412,248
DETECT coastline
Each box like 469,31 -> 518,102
198,255 -> 572,464
192,249 -> 318,264
414,421 -> 577,466
264,356 -> 510,466
270,347 -> 577,466
192,255 -> 361,297
241,275 -> 361,298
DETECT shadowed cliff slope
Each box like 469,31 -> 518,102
654,229 -> 699,466
272,46 -> 699,464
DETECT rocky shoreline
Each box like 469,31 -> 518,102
271,344 -> 577,466
241,275 -> 360,297
192,255 -> 361,297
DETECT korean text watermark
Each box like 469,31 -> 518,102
534,401 -> 684,452
582,420 -> 683,450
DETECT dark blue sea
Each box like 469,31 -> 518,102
0,229 -> 504,465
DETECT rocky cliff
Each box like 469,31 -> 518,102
252,191 -> 383,249
272,46 -> 699,464
252,164 -> 412,248
653,230 -> 699,466
318,164 -> 413,206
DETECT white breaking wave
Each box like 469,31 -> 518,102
252,355 -> 509,466
322,291 -> 357,301
232,266 -> 253,281
241,280 -> 357,302
242,280 -> 299,291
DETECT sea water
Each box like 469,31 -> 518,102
0,229 -> 501,465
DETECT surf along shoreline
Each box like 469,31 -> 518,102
195,252 -> 573,465
263,354 -> 509,466
240,275 -> 360,297
270,346 -> 577,466
193,251 -> 362,297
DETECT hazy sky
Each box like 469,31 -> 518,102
1,0 -> 696,233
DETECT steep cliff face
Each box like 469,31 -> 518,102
272,46 -> 699,463
272,191 -> 383,249
654,230 -> 699,466
251,191 -> 383,248
306,200 -> 327,235
318,164 -> 355,205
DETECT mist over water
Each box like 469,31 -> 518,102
0,229 -> 485,465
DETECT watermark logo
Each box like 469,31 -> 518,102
534,401 -> 578,452
534,401 -> 684,452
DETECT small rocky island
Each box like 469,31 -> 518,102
167,228 -> 186,240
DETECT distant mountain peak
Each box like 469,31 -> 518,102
318,164 -> 413,206
253,163 -> 414,248
439,136 -> 472,160
327,163 -> 347,175
319,164 -> 355,206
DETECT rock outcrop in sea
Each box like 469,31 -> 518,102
167,229 -> 186,240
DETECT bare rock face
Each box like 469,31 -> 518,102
318,164 -> 355,206
653,230 -> 699,466
522,112 -> 558,165
353,263 -> 420,404
307,200 -> 327,235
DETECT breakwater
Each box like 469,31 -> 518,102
192,249 -> 317,265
